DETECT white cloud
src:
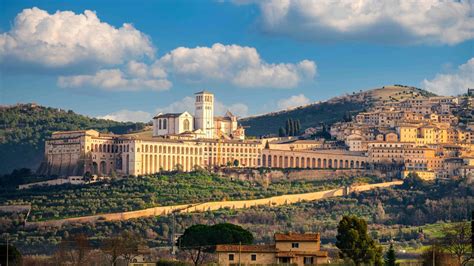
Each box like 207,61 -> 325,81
157,43 -> 316,88
277,94 -> 311,109
241,0 -> 474,45
98,109 -> 152,123
422,58 -> 474,96
0,7 -> 154,68
155,96 -> 249,117
58,69 -> 171,91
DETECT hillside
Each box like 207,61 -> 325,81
240,85 -> 435,136
0,104 -> 145,174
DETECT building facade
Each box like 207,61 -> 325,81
216,233 -> 328,266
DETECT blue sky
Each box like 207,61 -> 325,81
1,0 -> 473,122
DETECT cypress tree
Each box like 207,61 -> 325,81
295,119 -> 301,135
278,127 -> 286,137
384,243 -> 396,266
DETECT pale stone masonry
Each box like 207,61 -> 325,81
216,233 -> 328,265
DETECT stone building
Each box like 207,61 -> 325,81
216,233 -> 328,266
152,91 -> 244,140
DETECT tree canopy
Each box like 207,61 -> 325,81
336,215 -> 383,266
178,223 -> 253,266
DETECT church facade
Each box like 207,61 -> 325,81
152,91 -> 245,140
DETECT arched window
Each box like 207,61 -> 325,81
183,119 -> 190,131
163,119 -> 167,129
158,119 -> 162,130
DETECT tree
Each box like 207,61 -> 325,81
440,222 -> 472,266
55,234 -> 91,265
102,235 -> 126,266
233,159 -> 239,167
295,119 -> 301,135
278,127 -> 286,137
178,223 -> 253,266
336,216 -> 383,266
286,118 -> 294,136
384,243 -> 396,266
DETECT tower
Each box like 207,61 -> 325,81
194,90 -> 214,138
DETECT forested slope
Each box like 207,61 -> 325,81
0,104 -> 144,174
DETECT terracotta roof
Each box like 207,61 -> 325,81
215,244 -> 276,253
274,233 -> 320,242
276,251 -> 328,257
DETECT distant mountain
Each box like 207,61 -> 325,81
240,85 -> 436,136
0,104 -> 145,174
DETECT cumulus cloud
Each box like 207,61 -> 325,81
58,68 -> 171,91
241,0 -> 474,45
0,7 -> 154,69
157,43 -> 316,88
422,58 -> 474,96
155,96 -> 249,117
98,109 -> 152,122
277,94 -> 311,109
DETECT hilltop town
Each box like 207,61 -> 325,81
35,86 -> 474,182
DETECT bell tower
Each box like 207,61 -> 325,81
194,90 -> 214,138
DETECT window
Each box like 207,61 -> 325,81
163,119 -> 167,129
183,119 -> 190,131
228,254 -> 234,261
304,257 -> 314,265
292,243 -> 299,248
251,254 -> 257,261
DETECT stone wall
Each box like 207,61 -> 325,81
218,168 -> 387,182
27,181 -> 402,228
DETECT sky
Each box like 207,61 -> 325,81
0,0 -> 473,122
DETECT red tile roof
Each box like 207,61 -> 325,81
274,233 -> 320,242
215,244 -> 276,253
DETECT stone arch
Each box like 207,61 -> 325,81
268,155 -> 272,167
284,156 -> 288,168
279,156 -> 283,167
295,157 -> 300,168
317,158 -> 321,168
273,155 -> 278,167
312,158 -> 316,168
306,158 -> 311,168
328,159 -> 332,168
262,154 -> 267,167
356,161 -> 360,168
290,157 -> 294,168
92,162 -> 98,175
323,159 -> 327,168
339,159 -> 344,169
345,160 -> 349,168
350,160 -> 354,168
100,161 -> 107,176
333,159 -> 338,168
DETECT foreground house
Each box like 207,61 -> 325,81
216,233 -> 328,265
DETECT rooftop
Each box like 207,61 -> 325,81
274,233 -> 320,242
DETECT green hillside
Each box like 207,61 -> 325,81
0,104 -> 145,174
240,85 -> 435,136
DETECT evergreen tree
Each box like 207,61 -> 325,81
336,216 -> 383,266
295,119 -> 301,135
278,127 -> 287,137
286,118 -> 294,136
384,243 -> 396,266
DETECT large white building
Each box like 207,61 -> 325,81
152,91 -> 245,140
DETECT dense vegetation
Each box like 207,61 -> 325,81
0,172 -> 375,221
240,99 -> 366,136
2,178 -> 471,256
0,104 -> 145,174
